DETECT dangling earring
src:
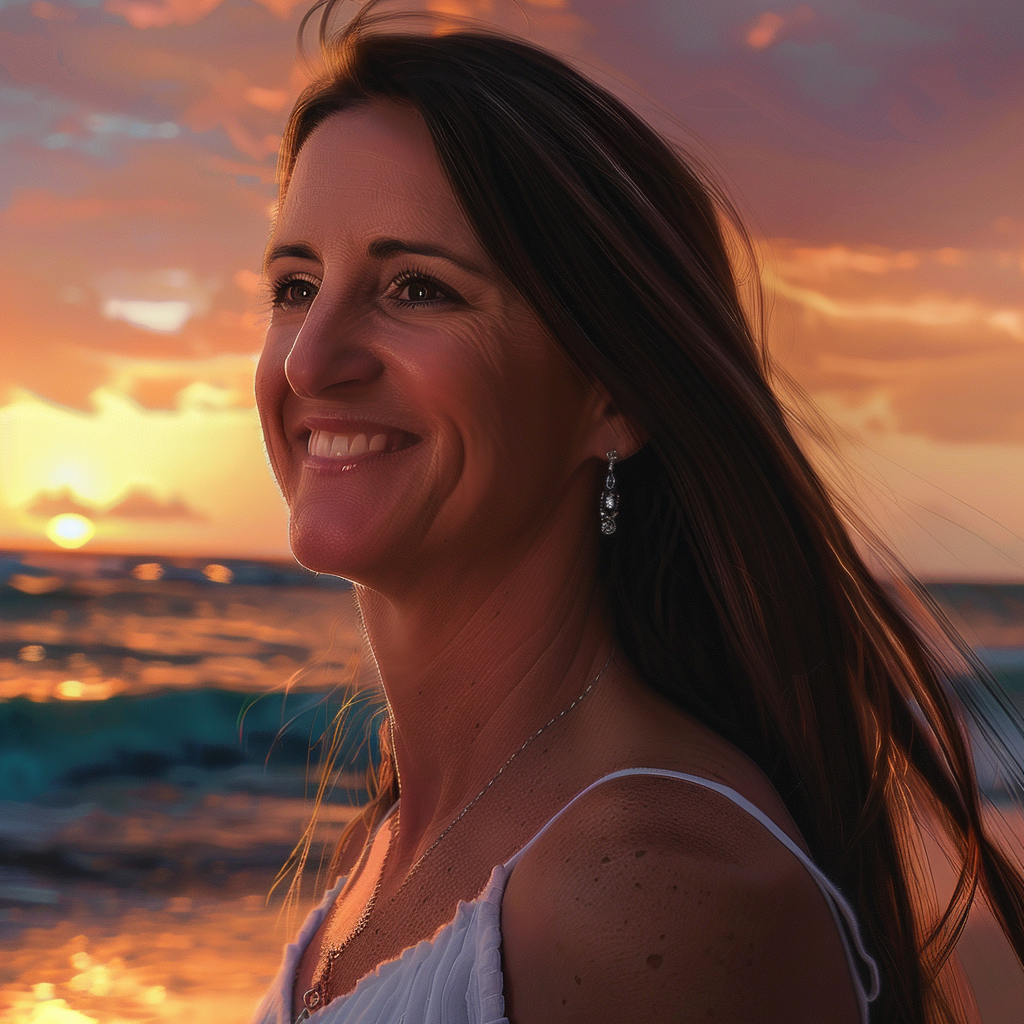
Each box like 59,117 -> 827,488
600,450 -> 619,535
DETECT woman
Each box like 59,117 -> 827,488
251,2 -> 1024,1022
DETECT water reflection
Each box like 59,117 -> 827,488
1,876 -> 310,1022
1,554 -> 1024,1021
0,552 -> 371,1022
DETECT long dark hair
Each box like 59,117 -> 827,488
274,3 -> 1024,1020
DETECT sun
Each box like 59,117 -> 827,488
46,513 -> 96,549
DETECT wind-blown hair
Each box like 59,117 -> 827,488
275,3 -> 1024,1020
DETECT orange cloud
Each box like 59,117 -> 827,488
244,86 -> 291,114
2,191 -> 197,228
103,0 -> 225,30
22,485 -> 205,521
30,1 -> 77,20
183,68 -> 289,162
233,269 -> 263,295
107,354 -> 260,411
105,487 -> 206,520
250,0 -> 309,16
773,244 -> 921,278
771,275 -> 1024,343
423,0 -> 588,46
747,12 -> 785,50
25,487 -> 97,519
130,376 -> 203,411
745,6 -> 814,50
764,237 -> 1024,445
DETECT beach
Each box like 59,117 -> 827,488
2,550 -> 1023,1022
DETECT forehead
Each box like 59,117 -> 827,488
276,102 -> 476,251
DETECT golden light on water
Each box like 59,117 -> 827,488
0,892 -> 299,1024
45,514 -> 95,550
132,563 -> 164,581
9,575 -> 64,595
202,564 -> 233,584
52,679 -> 120,701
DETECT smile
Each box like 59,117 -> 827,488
307,429 -> 417,459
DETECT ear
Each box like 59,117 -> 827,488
588,386 -> 646,463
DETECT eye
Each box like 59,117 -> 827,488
391,270 -> 457,308
271,274 -> 319,310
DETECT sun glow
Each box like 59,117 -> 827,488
0,387 -> 289,557
45,514 -> 95,549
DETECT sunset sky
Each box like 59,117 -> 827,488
1,0 -> 1023,578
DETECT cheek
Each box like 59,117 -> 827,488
254,337 -> 293,482
420,338 -> 523,462
254,329 -> 292,418
428,329 -> 586,502
467,345 -> 586,462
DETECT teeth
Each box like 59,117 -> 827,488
309,431 -> 333,457
308,429 -> 397,458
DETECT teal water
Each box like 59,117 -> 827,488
1,554 -> 1023,1023
2,550 -> 1023,876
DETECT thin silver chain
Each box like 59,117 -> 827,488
299,650 -> 614,1021
396,649 -> 613,878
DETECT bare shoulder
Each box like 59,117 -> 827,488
500,772 -> 863,1024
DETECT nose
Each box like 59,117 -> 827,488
283,301 -> 385,399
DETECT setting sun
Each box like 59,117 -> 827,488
45,513 -> 95,549
0,388 -> 289,558
1,3 -> 1024,1022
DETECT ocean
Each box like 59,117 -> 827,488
1,550 -> 1023,1022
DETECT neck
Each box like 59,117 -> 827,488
354,500 -> 614,870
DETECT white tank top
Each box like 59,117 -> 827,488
250,767 -> 881,1024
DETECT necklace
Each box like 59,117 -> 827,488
295,651 -> 614,1022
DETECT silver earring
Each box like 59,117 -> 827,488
600,450 -> 619,535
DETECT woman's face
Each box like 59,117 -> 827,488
256,102 -> 608,589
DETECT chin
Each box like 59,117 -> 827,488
287,504 -> 410,587
289,520 -> 361,581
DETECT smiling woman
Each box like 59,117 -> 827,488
248,4 -> 1024,1024
258,100 -> 602,592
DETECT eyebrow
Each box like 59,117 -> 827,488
264,242 -> 319,272
366,237 -> 485,276
263,237 -> 485,276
